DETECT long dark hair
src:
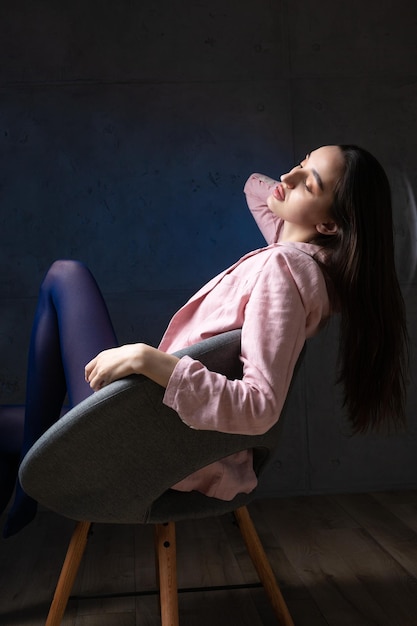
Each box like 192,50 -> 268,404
314,145 -> 409,433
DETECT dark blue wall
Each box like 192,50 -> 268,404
1,0 -> 416,496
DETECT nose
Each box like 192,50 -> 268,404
280,168 -> 298,189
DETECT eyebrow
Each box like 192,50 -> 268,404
305,154 -> 324,191
312,168 -> 324,191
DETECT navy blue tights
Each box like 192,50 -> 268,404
1,260 -> 118,537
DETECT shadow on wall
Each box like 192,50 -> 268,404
389,168 -> 417,290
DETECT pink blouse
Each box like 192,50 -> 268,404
159,173 -> 331,500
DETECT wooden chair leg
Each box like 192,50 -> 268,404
45,520 -> 91,626
154,522 -> 179,626
234,506 -> 294,626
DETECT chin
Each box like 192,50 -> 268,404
266,195 -> 279,213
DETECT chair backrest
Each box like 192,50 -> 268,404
19,330 -> 300,524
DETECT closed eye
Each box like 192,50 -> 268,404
299,163 -> 313,193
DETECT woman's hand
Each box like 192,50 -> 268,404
85,343 -> 180,391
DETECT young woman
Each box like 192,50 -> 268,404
0,144 -> 409,537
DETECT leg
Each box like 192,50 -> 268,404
3,260 -> 118,537
154,522 -> 179,626
45,522 -> 91,626
0,406 -> 24,514
234,506 -> 294,626
46,521 -> 91,626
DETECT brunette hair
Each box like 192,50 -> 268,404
314,145 -> 409,433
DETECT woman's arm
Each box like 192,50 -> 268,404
163,251 -> 320,436
244,173 -> 282,244
85,344 -> 179,390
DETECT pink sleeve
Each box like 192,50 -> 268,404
162,253 -> 308,435
244,173 -> 283,244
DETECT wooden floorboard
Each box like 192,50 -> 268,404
1,491 -> 417,625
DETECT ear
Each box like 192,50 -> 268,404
315,221 -> 338,236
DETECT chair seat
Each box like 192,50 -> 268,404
19,330 -> 282,524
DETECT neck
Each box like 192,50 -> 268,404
279,221 -> 317,243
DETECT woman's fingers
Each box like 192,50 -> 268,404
84,345 -> 141,391
85,353 -> 112,390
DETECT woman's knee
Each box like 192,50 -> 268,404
42,260 -> 91,287
48,259 -> 88,277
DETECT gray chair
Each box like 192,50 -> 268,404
19,329 -> 295,626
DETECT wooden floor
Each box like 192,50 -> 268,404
1,491 -> 417,625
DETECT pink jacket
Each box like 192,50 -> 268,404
160,173 -> 331,500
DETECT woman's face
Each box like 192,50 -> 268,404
267,145 -> 345,242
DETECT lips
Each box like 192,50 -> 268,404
273,183 -> 285,201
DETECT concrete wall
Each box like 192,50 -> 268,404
0,0 -> 416,496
